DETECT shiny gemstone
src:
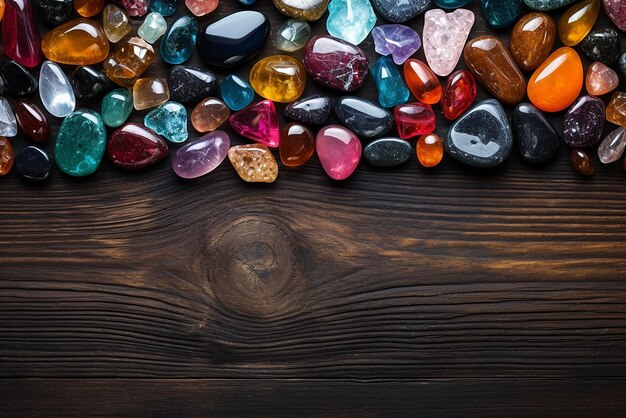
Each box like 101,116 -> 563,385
403,59 -> 443,104
586,62 -> 619,96
185,0 -> 218,16
371,56 -> 410,108
249,55 -> 306,103
394,102 -> 436,139
509,12 -> 556,71
102,88 -> 133,128
276,19 -> 311,52
138,12 -> 167,44
168,65 -> 217,105
558,0 -> 600,46
423,8 -> 474,77
2,0 -> 43,68
144,102 -> 188,143
512,103 -> 560,163
220,74 -> 254,111
173,130 -> 230,179
55,110 -> 107,176
271,0 -> 329,21
598,127 -> 626,164
480,0 -> 522,28
606,91 -> 626,127
417,133 -> 444,168
1,61 -> 37,97
15,146 -> 51,182
284,94 -> 332,126
0,137 -> 14,175
70,66 -> 111,101
107,123 -> 169,170
133,78 -> 170,110
441,69 -> 477,121
371,0 -> 431,23
279,123 -> 315,167
229,100 -> 280,148
335,96 -> 393,139
160,16 -> 198,65
191,97 -> 229,132
326,0 -> 376,45
39,60 -> 76,118
103,4 -> 131,43
228,144 -> 278,183
41,18 -> 109,65
372,24 -> 421,66
580,28 -> 620,65
103,37 -> 155,87
33,0 -> 72,27
316,125 -> 362,180
14,99 -> 48,143
0,97 -> 18,137
570,149 -> 594,175
363,137 -> 412,167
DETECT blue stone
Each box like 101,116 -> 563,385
160,16 -> 198,65
55,110 -> 107,176
371,0 -> 431,23
144,102 -> 188,143
239,0 -> 257,4
523,0 -> 576,11
220,75 -> 254,111
327,0 -> 376,45
434,0 -> 475,8
150,0 -> 179,16
480,0 -> 522,29
371,56 -> 410,108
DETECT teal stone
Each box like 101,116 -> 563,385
371,56 -> 409,108
522,0 -> 576,11
434,0 -> 475,8
160,16 -> 198,65
144,102 -> 188,143
327,0 -> 377,45
220,74 -> 254,111
102,88 -> 133,128
480,0 -> 522,29
55,110 -> 107,176
150,0 -> 179,16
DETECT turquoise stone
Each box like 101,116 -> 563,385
144,101 -> 188,143
480,0 -> 522,29
150,0 -> 179,16
327,0 -> 376,45
102,88 -> 133,128
160,16 -> 198,64
434,0 -> 475,7
220,74 -> 254,111
55,110 -> 107,176
522,0 -> 576,11
371,56 -> 409,108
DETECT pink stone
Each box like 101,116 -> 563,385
586,61 -> 619,96
229,100 -> 280,148
185,0 -> 218,16
2,0 -> 43,68
172,130 -> 230,179
122,0 -> 149,17
597,127 -> 626,163
604,0 -> 626,31
316,125 -> 361,180
423,8 -> 475,77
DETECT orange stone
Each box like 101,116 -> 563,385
279,122 -> 315,167
191,97 -> 230,132
509,12 -> 556,72
0,137 -> 14,175
41,18 -> 109,65
606,92 -> 626,127
558,0 -> 600,46
0,0 -> 5,22
416,133 -> 443,168
403,59 -> 443,105
75,0 -> 105,17
133,78 -> 170,110
103,36 -> 155,87
527,47 -> 583,113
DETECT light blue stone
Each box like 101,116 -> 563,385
220,74 -> 254,111
150,0 -> 179,16
160,16 -> 198,65
144,102 -> 188,143
433,0 -> 475,8
327,0 -> 376,45
371,56 -> 409,108
55,110 -> 107,177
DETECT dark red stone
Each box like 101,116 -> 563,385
119,0 -> 149,16
441,70 -> 477,121
107,123 -> 169,169
2,0 -> 43,68
14,99 -> 49,143
302,35 -> 369,92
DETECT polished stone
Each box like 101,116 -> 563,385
0,137 -> 14,175
604,0 -> 626,31
160,16 -> 198,65
173,130 -> 230,179
220,74 -> 254,111
103,4 -> 131,43
185,0 -> 218,16
586,62 -> 619,96
363,137 -> 412,167
276,19 -> 311,52
523,0 -> 576,9
403,59 -> 443,104
371,0 -> 431,23
108,123 -> 169,170
272,0 -> 329,21
250,55 -> 306,103
229,100 -> 280,148
33,0 -> 72,26
0,97 -> 18,137
509,12 -> 556,71
70,66 -> 111,101
15,145 -> 51,182
598,127 -> 626,164
121,0 -> 149,17
133,78 -> 170,110
103,37 -> 155,88
228,144 -> 278,183
144,102 -> 188,143
102,88 -> 133,128
417,133 -> 444,167
372,24 -> 421,66
1,61 -> 37,97
580,28 -> 620,65
326,0 -> 376,45
2,0 -> 43,68
371,56 -> 410,108
151,0 -> 179,15
191,97 -> 229,133
570,149 -> 594,175
42,18 -> 109,65
620,53 -> 626,79
512,103 -> 559,163
14,99 -> 48,143
335,96 -> 393,139
279,123 -> 315,167
138,12 -> 167,44
606,91 -> 626,127
433,0 -> 474,7
168,66 -> 217,105
39,60 -> 75,118
394,102 -> 436,139
74,0 -> 103,16
55,110 -> 106,176
284,94 -> 332,126
563,95 -> 605,147
423,8 -> 475,77
558,0 -> 600,46
480,0 -> 522,28
316,125 -> 362,180
441,69 -> 477,121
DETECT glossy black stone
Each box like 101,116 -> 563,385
581,28 -> 620,65
512,103 -> 560,164
371,0 -> 431,23
563,95 -> 605,148
70,66 -> 112,101
445,99 -> 513,168
0,77 -> 5,95
335,96 -> 393,139
1,61 -> 37,97
284,95 -> 332,126
363,137 -> 412,167
619,52 -> 626,81
15,146 -> 51,183
33,0 -> 73,27
197,11 -> 270,69
168,65 -> 218,104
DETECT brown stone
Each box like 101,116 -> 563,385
191,97 -> 230,132
570,149 -> 594,176
14,99 -> 49,143
103,37 -> 155,88
0,137 -> 14,175
279,123 -> 315,167
510,12 -> 556,72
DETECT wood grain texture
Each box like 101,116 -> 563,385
1,0 -> 626,415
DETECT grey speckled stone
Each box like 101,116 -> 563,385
513,103 -> 560,164
445,99 -> 513,168
284,94 -> 332,126
522,0 -> 576,11
371,0 -> 431,23
364,137 -> 412,167
335,96 -> 393,139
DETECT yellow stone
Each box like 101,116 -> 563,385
249,55 -> 306,103
103,4 -> 131,43
558,0 -> 600,46
272,0 -> 329,21
133,78 -> 170,110
41,18 -> 109,65
103,37 -> 155,88
228,144 -> 278,183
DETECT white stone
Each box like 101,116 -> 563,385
39,61 -> 76,118
0,97 -> 18,137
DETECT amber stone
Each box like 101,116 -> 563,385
403,59 -> 443,105
570,149 -> 594,176
558,0 -> 600,46
133,78 -> 170,110
103,37 -> 155,88
228,144 -> 278,183
249,55 -> 306,103
272,0 -> 329,21
191,97 -> 230,132
279,122 -> 315,167
463,36 -> 525,105
41,18 -> 109,65
74,0 -> 104,17
606,91 -> 626,127
417,133 -> 444,168
509,12 -> 556,71
0,137 -> 14,175
14,99 -> 48,143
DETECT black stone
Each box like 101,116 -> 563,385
512,103 -> 560,164
197,11 -> 270,68
334,96 -> 393,139
563,95 -> 605,148
619,52 -> 626,81
363,137 -> 412,167
1,61 -> 37,97
581,28 -> 620,65
70,66 -> 112,101
33,0 -> 73,27
284,95 -> 332,126
168,66 -> 218,104
445,99 -> 513,168
0,77 -> 5,95
15,146 -> 51,183
371,0 -> 431,23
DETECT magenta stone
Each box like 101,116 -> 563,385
316,125 -> 362,180
122,0 -> 149,16
372,24 -> 421,65
604,0 -> 626,31
302,35 -> 369,92
229,100 -> 280,148
172,130 -> 230,179
2,0 -> 43,68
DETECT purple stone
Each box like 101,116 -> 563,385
172,130 -> 230,179
563,95 -> 605,148
372,24 -> 421,65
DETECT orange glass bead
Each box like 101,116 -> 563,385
416,133 -> 444,168
558,0 -> 600,46
527,47 -> 583,113
75,0 -> 105,17
606,92 -> 626,127
0,137 -> 14,175
41,18 -> 109,65
103,36 -> 155,87
279,122 -> 315,167
403,59 -> 442,105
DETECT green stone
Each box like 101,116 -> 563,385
138,12 -> 167,44
102,88 -> 133,128
55,110 -> 107,176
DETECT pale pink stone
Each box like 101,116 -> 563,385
586,62 -> 619,96
185,0 -> 219,16
229,100 -> 280,148
423,8 -> 475,77
598,127 -> 626,164
316,125 -> 361,180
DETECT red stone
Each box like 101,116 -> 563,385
393,102 -> 436,139
120,0 -> 149,17
107,123 -> 169,169
2,0 -> 42,68
441,69 -> 477,121
14,99 -> 49,143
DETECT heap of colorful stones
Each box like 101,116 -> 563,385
0,0 -> 626,182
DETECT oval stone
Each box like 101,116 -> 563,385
558,0 -> 600,46
570,149 -> 594,176
417,133 -> 444,168
563,95 -> 605,148
1,61 -> 38,96
107,123 -> 169,170
228,144 -> 278,183
55,110 -> 107,176
363,137 -> 412,167
191,97 -> 229,133
394,102 -> 436,139
220,74 -> 254,111
15,146 -> 51,182
316,125 -> 362,180
160,16 -> 198,65
39,60 -> 76,118
284,94 -> 332,126
197,11 -> 269,68
441,69 -> 477,121
512,103 -> 560,163
102,88 -> 133,128
0,137 -> 15,175
403,58 -> 443,104
250,55 -> 306,103
15,99 -> 49,143
168,66 -> 217,104
604,0 -> 626,31
279,123 -> 315,167
598,127 -> 626,164
334,96 -> 393,139
276,19 -> 311,52
103,37 -> 155,88
509,12 -> 556,72
41,18 -> 109,65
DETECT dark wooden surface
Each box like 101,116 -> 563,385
1,0 -> 626,416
